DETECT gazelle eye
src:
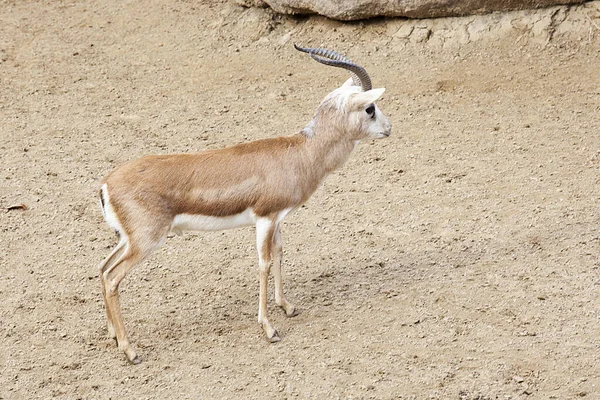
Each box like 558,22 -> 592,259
365,104 -> 375,117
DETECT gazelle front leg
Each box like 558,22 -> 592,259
272,226 -> 298,317
256,217 -> 280,342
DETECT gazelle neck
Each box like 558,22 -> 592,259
303,121 -> 358,178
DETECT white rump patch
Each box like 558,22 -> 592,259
101,183 -> 126,236
171,208 -> 258,234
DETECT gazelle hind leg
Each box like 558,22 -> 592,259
103,233 -> 165,364
271,226 -> 298,317
99,238 -> 127,339
103,247 -> 146,364
256,217 -> 280,342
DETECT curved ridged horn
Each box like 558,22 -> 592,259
294,44 -> 372,92
294,44 -> 353,63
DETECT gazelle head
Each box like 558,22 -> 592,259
295,44 -> 392,142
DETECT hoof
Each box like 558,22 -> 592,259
267,330 -> 281,343
280,303 -> 300,317
124,347 -> 140,365
128,355 -> 142,365
286,308 -> 301,318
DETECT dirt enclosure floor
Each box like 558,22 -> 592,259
2,0 -> 600,399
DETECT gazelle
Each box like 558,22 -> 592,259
98,44 -> 392,364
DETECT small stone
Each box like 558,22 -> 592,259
513,375 -> 525,383
411,27 -> 431,43
394,25 -> 414,39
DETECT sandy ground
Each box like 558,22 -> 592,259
1,0 -> 600,399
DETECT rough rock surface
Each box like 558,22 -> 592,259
251,0 -> 586,20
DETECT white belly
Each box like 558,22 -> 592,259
171,208 -> 257,234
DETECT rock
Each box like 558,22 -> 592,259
258,0 -> 585,21
234,0 -> 268,8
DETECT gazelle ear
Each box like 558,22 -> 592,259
341,77 -> 355,88
351,88 -> 386,107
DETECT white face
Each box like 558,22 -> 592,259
361,102 -> 392,140
340,86 -> 392,141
